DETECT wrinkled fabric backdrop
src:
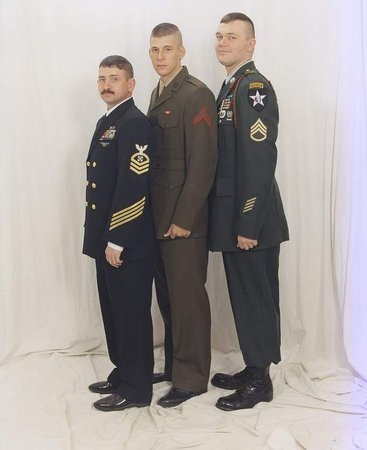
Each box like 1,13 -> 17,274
0,0 -> 366,447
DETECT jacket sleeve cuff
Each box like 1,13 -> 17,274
107,241 -> 124,251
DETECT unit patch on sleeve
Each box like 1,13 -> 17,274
249,82 -> 264,90
248,88 -> 268,112
130,144 -> 150,175
250,119 -> 267,142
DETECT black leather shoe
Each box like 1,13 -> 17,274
211,368 -> 249,390
153,372 -> 172,384
93,393 -> 150,412
88,380 -> 117,394
157,387 -> 207,408
215,367 -> 273,411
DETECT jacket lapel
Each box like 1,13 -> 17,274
149,82 -> 174,110
87,98 -> 134,158
216,83 -> 231,106
149,66 -> 189,112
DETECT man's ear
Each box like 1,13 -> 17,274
179,46 -> 186,61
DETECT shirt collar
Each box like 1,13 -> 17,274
159,66 -> 183,92
106,96 -> 132,116
225,60 -> 253,84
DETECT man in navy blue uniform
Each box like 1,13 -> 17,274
83,55 -> 155,412
209,14 -> 289,410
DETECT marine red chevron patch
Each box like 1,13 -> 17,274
192,107 -> 212,128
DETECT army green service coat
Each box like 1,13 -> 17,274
209,61 -> 289,252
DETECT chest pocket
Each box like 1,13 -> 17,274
157,112 -> 180,151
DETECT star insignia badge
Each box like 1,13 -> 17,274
248,87 -> 268,111
250,90 -> 266,107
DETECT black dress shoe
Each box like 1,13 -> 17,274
93,393 -> 150,412
153,372 -> 172,384
215,367 -> 273,411
211,368 -> 249,390
88,380 -> 117,394
157,387 -> 207,408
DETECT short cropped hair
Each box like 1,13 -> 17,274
220,12 -> 255,38
150,23 -> 183,45
99,55 -> 134,79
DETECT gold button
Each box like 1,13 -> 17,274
92,182 -> 96,188
86,181 -> 89,186
92,162 -> 97,167
92,204 -> 96,210
86,161 -> 90,167
85,201 -> 88,207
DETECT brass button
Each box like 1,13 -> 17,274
92,161 -> 97,167
86,161 -> 90,167
92,204 -> 96,210
86,181 -> 89,186
85,201 -> 88,207
92,182 -> 96,188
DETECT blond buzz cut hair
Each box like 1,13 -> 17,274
150,22 -> 183,46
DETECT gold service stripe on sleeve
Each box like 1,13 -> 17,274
111,197 -> 145,219
109,208 -> 144,230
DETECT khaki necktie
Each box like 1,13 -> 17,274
158,82 -> 165,96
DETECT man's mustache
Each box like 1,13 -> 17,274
101,89 -> 114,95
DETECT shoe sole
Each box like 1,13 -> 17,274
215,396 -> 273,411
157,389 -> 207,408
152,378 -> 172,384
211,381 -> 244,390
93,402 -> 150,412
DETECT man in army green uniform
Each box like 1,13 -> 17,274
148,23 -> 218,407
209,13 -> 289,410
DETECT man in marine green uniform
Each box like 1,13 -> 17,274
148,23 -> 218,407
209,13 -> 289,411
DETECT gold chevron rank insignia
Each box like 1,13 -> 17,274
130,144 -> 150,174
243,197 -> 257,213
250,119 -> 267,142
109,197 -> 146,230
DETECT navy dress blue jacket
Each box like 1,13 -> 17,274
83,98 -> 155,260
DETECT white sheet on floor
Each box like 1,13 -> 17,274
1,351 -> 366,450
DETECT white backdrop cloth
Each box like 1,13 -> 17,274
0,0 -> 367,449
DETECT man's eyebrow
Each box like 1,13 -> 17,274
98,73 -> 120,78
151,45 -> 174,49
218,32 -> 238,36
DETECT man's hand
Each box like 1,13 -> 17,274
237,235 -> 258,251
163,224 -> 192,239
105,246 -> 123,268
